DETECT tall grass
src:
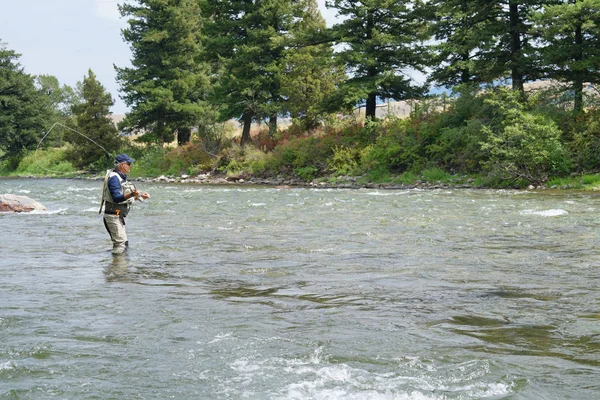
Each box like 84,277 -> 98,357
12,146 -> 76,176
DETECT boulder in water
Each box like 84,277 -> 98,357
0,194 -> 47,213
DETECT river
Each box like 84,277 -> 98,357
1,178 -> 599,399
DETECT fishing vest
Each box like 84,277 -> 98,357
100,170 -> 136,217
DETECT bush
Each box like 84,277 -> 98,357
295,166 -> 319,181
15,146 -> 76,176
481,109 -> 567,186
421,167 -> 452,182
359,126 -> 423,174
129,146 -> 169,177
569,114 -> 600,173
327,146 -> 360,176
219,144 -> 271,176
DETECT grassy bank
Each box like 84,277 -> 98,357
4,141 -> 600,191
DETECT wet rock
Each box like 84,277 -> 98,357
0,194 -> 46,213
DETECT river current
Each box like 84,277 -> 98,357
1,178 -> 599,399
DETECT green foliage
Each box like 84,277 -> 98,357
430,0 -> 546,94
128,146 -> 170,178
329,0 -> 429,118
66,69 -> 122,171
397,171 -> 419,185
165,142 -> 215,175
548,173 -> 600,190
359,119 -> 424,174
294,165 -> 319,181
117,0 -> 209,144
0,43 -> 53,161
428,0 -> 499,87
421,167 -> 452,182
480,93 -> 567,186
569,114 -> 600,172
424,88 -> 490,172
204,0 -> 309,141
532,0 -> 600,113
280,1 -> 345,130
327,145 -> 360,176
219,144 -> 271,176
16,147 -> 75,175
264,135 -> 334,177
126,142 -> 216,178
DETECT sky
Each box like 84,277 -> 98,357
1,0 -> 339,116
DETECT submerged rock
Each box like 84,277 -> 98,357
0,194 -> 47,213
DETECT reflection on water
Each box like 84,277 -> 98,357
104,254 -> 134,282
1,179 -> 600,399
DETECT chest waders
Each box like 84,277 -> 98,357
100,170 -> 136,254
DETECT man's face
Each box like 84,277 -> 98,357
118,162 -> 131,174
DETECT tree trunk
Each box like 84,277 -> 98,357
509,1 -> 524,96
364,8 -> 378,121
460,52 -> 471,84
573,22 -> 584,114
177,127 -> 191,145
241,110 -> 253,145
269,115 -> 277,136
365,92 -> 377,120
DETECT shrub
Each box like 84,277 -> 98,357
327,146 -> 360,176
295,166 -> 319,181
219,144 -> 271,176
129,146 -> 169,177
15,146 -> 76,176
569,114 -> 600,172
480,110 -> 566,186
421,167 -> 452,182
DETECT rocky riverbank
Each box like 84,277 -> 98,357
4,171 -> 553,190
130,172 -> 481,190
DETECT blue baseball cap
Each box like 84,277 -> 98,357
115,154 -> 134,164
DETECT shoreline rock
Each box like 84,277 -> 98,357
0,194 -> 47,213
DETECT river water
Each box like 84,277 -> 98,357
1,178 -> 599,399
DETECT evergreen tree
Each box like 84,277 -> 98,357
532,0 -> 600,113
68,70 -> 121,170
117,0 -> 209,145
280,0 -> 344,130
204,0 -> 305,143
428,0 -> 501,87
0,42 -> 52,166
327,0 -> 430,120
35,75 -> 79,147
429,0 -> 550,95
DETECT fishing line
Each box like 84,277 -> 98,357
37,122 -> 148,204
35,122 -> 113,174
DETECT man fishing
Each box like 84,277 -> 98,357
99,154 -> 150,254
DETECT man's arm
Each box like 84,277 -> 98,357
107,175 -> 127,203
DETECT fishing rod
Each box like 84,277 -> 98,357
36,122 -> 146,202
35,122 -> 112,175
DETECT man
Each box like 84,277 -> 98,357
100,154 -> 150,254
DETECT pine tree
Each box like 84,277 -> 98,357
0,42 -> 52,165
68,69 -> 121,170
117,0 -> 209,145
280,0 -> 344,130
532,0 -> 600,113
35,75 -> 79,147
430,0 -> 550,95
428,0 -> 501,87
328,0 -> 430,120
204,0 -> 305,143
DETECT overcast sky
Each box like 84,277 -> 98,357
0,0 -> 339,115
